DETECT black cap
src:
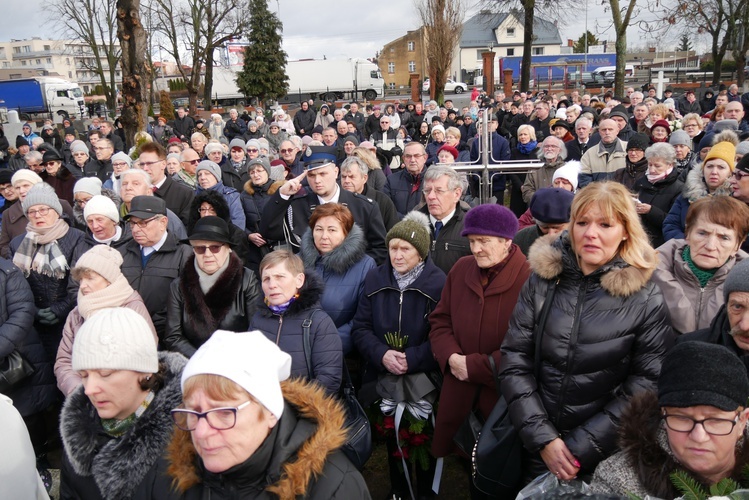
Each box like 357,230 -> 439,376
658,342 -> 749,411
0,169 -> 13,184
124,196 -> 166,220
15,136 -> 27,148
529,188 -> 574,224
627,133 -> 650,152
186,216 -> 232,245
551,120 -> 571,131
42,148 -> 63,163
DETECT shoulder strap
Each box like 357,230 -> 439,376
301,309 -> 319,379
533,279 -> 559,380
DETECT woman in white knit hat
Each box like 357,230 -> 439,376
80,194 -> 132,249
59,307 -> 186,499
55,245 -> 156,395
10,182 -> 87,361
165,330 -> 370,499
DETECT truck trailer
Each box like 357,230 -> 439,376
0,77 -> 87,121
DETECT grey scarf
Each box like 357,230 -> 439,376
194,253 -> 231,294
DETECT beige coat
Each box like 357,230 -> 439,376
653,238 -> 746,335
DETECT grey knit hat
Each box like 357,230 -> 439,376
204,142 -> 223,156
196,160 -> 222,183
229,138 -> 246,151
724,258 -> 749,301
247,157 -> 271,176
22,183 -> 62,216
111,152 -> 132,168
668,130 -> 692,149
73,177 -> 102,196
246,139 -> 261,151
70,140 -> 89,155
386,211 -> 431,260
736,141 -> 749,157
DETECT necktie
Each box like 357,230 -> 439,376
434,221 -> 443,239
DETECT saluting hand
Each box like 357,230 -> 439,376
279,171 -> 307,196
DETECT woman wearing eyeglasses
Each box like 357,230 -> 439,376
165,330 -> 369,499
164,216 -> 260,358
59,307 -> 186,499
591,341 -> 749,498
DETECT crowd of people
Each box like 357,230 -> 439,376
3,81 -> 749,500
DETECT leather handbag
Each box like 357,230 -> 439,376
0,349 -> 36,393
472,279 -> 558,496
301,309 -> 372,470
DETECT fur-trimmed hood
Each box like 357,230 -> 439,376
615,391 -> 749,498
256,270 -> 325,318
166,378 -> 348,497
683,161 -> 733,203
244,178 -> 284,197
299,223 -> 367,274
527,232 -> 655,297
60,351 -> 187,499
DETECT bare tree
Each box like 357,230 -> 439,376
150,0 -> 251,112
48,0 -> 121,111
415,0 -> 465,104
606,0 -> 639,94
116,0 -> 150,146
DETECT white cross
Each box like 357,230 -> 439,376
652,71 -> 670,100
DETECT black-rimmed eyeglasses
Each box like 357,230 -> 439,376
171,401 -> 252,431
662,413 -> 739,436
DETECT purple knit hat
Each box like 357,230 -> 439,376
461,204 -> 519,240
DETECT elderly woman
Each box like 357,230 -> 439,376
413,121 -> 431,147
650,119 -> 671,143
429,206 -> 531,473
266,122 -> 288,154
633,143 -> 685,248
240,157 -> 283,270
591,342 -> 749,497
510,124 -> 540,216
10,183 -> 86,362
315,104 -> 334,129
59,308 -> 185,499
195,160 -> 246,230
40,148 -> 76,205
613,133 -> 650,190
353,213 -> 446,499
103,151 -> 131,195
55,245 -> 156,395
166,152 -> 181,176
191,132 -> 207,159
188,190 -> 252,268
653,196 -> 749,335
164,217 -> 260,358
249,250 -> 343,393
208,113 -> 225,141
664,132 -> 736,242
80,194 -> 132,250
300,203 -> 376,355
165,330 -> 369,498
351,146 -> 387,192
445,126 -> 470,161
501,182 -> 673,485
67,140 -> 90,178
681,112 -> 705,155
426,124 -> 446,166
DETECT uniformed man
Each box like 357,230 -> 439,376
260,146 -> 387,264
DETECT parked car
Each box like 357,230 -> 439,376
422,78 -> 468,94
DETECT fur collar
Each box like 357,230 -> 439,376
299,223 -> 367,274
60,352 -> 187,499
683,162 -> 733,203
180,252 -> 244,336
167,378 -> 347,497
619,391 -> 749,498
527,232 -> 654,297
256,270 -> 325,318
244,179 -> 284,196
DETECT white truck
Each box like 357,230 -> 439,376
0,77 -> 87,121
210,58 -> 385,106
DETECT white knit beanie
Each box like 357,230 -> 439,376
72,308 -> 158,373
181,330 -> 292,419
11,169 -> 43,187
204,143 -> 223,156
83,195 -> 120,223
73,245 -> 123,284
73,177 -> 103,197
552,161 -> 581,192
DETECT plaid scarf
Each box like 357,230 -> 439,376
13,218 -> 70,279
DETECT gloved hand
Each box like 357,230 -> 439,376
36,308 -> 59,326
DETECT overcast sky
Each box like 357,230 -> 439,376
5,0 -> 706,61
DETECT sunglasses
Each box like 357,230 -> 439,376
192,244 -> 224,255
247,148 -> 258,153
182,159 -> 200,165
279,148 -> 295,154
41,161 -> 58,167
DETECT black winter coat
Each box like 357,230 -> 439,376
0,259 -> 56,417
164,253 -> 260,358
155,175 -> 194,226
220,160 -> 250,192
352,258 -> 445,402
678,305 -> 749,371
60,352 -> 187,500
633,168 -> 684,248
383,169 -> 424,219
500,234 -> 673,474
417,203 -> 471,274
83,158 -> 113,183
293,107 -> 316,135
249,273 -> 343,394
118,233 -> 193,339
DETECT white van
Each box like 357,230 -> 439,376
593,65 -> 635,78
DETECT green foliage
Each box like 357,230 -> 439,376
701,59 -> 738,72
677,34 -> 693,53
573,31 -> 600,54
159,91 -> 175,121
384,332 -> 409,350
168,79 -> 187,92
670,470 -> 705,500
709,477 -> 740,496
235,0 -> 289,106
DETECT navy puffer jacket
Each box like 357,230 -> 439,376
0,259 -> 56,416
500,234 -> 673,473
250,272 -> 343,394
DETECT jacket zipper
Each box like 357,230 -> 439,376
554,279 -> 587,427
275,315 -> 283,344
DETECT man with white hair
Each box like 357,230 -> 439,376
579,118 -> 628,187
521,136 -> 569,203
119,168 -> 187,239
340,156 -> 398,231
223,109 -> 247,141
565,117 -> 595,161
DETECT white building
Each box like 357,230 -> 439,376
453,11 -> 563,83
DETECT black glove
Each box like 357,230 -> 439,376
36,308 -> 59,326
